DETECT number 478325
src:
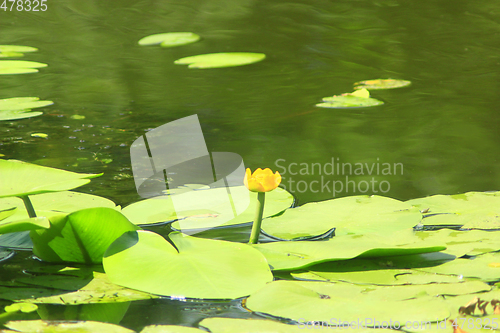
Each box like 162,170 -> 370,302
1,0 -> 47,11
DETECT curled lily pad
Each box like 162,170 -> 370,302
174,52 -> 266,69
138,32 -> 200,47
354,79 -> 411,90
31,207 -> 138,264
103,230 -> 273,299
0,60 -> 47,74
316,89 -> 384,108
0,160 -> 101,198
0,97 -> 53,121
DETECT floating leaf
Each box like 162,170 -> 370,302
174,52 -> 266,69
4,320 -> 135,333
0,160 -> 101,198
70,114 -> 86,120
262,195 -> 422,239
31,133 -> 48,139
246,280 -> 449,325
316,89 -> 384,108
253,231 -> 446,271
0,52 -> 24,58
200,317 -> 311,333
138,32 -> 200,47
0,97 -> 53,121
407,191 -> 500,229
0,216 -> 49,234
103,230 -> 273,299
0,45 -> 38,53
0,60 -> 47,74
141,325 -> 205,333
4,303 -> 38,313
354,78 -> 411,90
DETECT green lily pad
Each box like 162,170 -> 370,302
0,206 -> 16,221
407,191 -> 500,229
316,89 -> 384,108
417,252 -> 500,282
292,254 -> 461,285
354,79 -> 411,90
0,45 -> 38,53
123,186 -> 293,228
4,320 -> 135,333
0,60 -> 47,74
0,52 -> 24,58
4,303 -> 38,313
0,232 -> 33,250
103,230 -> 273,299
246,280 -> 450,325
138,32 -> 200,47
262,195 -> 422,239
199,318 -> 314,333
31,207 -> 139,264
253,231 -> 446,271
414,229 -> 500,257
141,325 -> 205,333
0,216 -> 49,234
174,52 -> 266,69
0,97 -> 53,121
0,160 -> 101,198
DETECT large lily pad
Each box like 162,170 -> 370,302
354,79 -> 411,90
103,230 -> 273,299
174,52 -> 266,69
0,60 -> 47,74
0,160 -> 101,198
262,195 -> 422,239
31,207 -> 138,264
123,186 -> 293,228
0,216 -> 49,234
406,191 -> 500,229
246,280 -> 450,325
4,320 -> 134,333
316,89 -> 384,108
138,32 -> 200,47
0,97 -> 53,121
253,231 -> 446,271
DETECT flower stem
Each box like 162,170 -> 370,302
249,192 -> 265,244
21,196 -> 37,218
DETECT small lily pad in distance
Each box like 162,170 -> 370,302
174,52 -> 266,69
138,32 -> 200,47
5,320 -> 135,333
354,79 -> 411,90
0,45 -> 38,53
316,88 -> 384,108
4,303 -> 38,313
31,133 -> 48,139
0,97 -> 53,121
0,52 -> 24,58
0,60 -> 47,74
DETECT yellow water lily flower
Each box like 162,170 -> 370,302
244,168 -> 281,192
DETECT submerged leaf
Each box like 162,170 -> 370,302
174,52 -> 266,69
138,32 -> 200,47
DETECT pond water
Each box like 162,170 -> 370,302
1,0 -> 500,330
